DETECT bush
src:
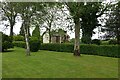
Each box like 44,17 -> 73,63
1,32 -> 13,51
13,37 -> 41,52
13,41 -> 26,48
91,39 -> 101,45
109,39 -> 117,45
40,43 -> 119,58
29,37 -> 41,52
13,35 -> 24,41
101,41 -> 109,45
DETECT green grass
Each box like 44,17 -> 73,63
2,47 -> 118,78
0,52 -> 2,78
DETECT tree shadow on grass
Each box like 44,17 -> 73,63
2,49 -> 14,53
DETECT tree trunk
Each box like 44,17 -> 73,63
23,21 -> 30,56
9,20 -> 15,42
9,13 -> 17,42
10,25 -> 13,37
116,29 -> 120,45
48,21 -> 52,43
10,24 -> 14,42
48,29 -> 51,43
74,18 -> 80,56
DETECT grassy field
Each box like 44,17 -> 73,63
0,52 -> 2,78
2,47 -> 118,78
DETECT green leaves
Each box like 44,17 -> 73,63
32,25 -> 40,40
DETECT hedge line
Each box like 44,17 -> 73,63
13,41 -> 26,48
13,41 -> 119,58
40,43 -> 119,58
13,40 -> 40,52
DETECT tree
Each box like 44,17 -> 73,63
17,2 -> 45,56
41,4 -> 65,43
81,2 -> 108,44
19,24 -> 25,37
32,24 -> 40,40
104,1 -> 120,44
1,2 -> 18,41
65,2 -> 84,56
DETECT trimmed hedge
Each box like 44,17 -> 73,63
40,43 -> 119,58
109,39 -> 117,45
13,41 -> 26,48
13,42 -> 119,58
13,37 -> 41,52
13,35 -> 24,41
1,32 -> 13,51
29,37 -> 41,52
91,39 -> 101,45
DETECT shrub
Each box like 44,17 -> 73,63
91,39 -> 101,45
40,43 -> 119,58
81,36 -> 91,44
13,35 -> 24,41
1,32 -> 13,51
29,37 -> 41,52
13,41 -> 26,48
40,43 -> 74,52
101,41 -> 109,45
13,37 -> 41,52
109,39 -> 117,45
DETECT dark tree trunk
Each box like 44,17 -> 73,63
10,24 -> 14,42
49,29 -> 51,43
10,25 -> 14,37
116,29 -> 120,45
9,13 -> 17,42
74,17 -> 80,56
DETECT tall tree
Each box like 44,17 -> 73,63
65,2 -> 84,56
104,1 -> 120,44
41,4 -> 64,43
17,2 -> 45,56
1,2 -> 18,41
81,2 -> 107,44
32,24 -> 40,40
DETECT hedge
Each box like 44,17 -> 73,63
13,41 -> 26,48
40,43 -> 119,58
13,38 -> 41,52
29,37 -> 41,52
1,32 -> 13,51
13,42 -> 119,58
13,35 -> 24,41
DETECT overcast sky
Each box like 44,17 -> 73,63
0,20 -> 105,39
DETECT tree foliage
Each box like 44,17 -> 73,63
1,2 -> 18,40
81,2 -> 108,44
103,1 -> 120,44
32,24 -> 40,41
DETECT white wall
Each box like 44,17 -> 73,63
43,33 -> 49,43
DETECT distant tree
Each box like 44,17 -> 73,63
32,24 -> 40,41
69,38 -> 75,43
41,4 -> 65,43
19,24 -> 25,37
1,2 -> 18,41
104,1 -> 120,44
81,2 -> 108,44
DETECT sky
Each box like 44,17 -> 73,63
0,20 -> 104,39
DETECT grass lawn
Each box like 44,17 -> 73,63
0,52 -> 2,78
2,47 -> 118,78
